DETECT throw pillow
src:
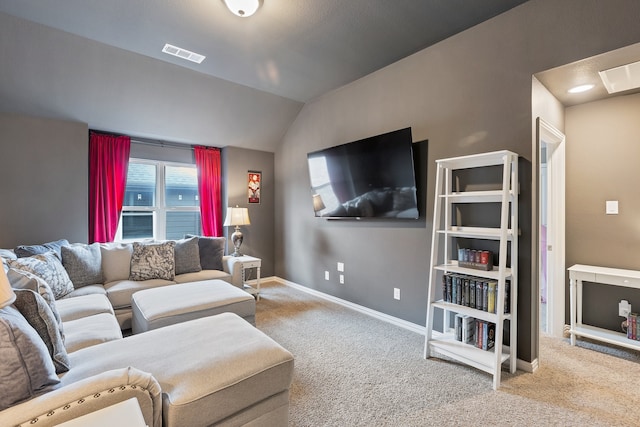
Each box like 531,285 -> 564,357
12,289 -> 69,374
174,236 -> 202,275
129,241 -> 176,281
0,305 -> 60,411
61,243 -> 103,288
14,239 -> 70,260
187,235 -> 226,271
8,252 -> 75,299
6,268 -> 63,336
100,243 -> 133,283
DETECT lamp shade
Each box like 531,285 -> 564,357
223,0 -> 261,17
0,267 -> 16,309
312,194 -> 326,212
223,207 -> 251,227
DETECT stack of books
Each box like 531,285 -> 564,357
628,313 -> 640,341
454,314 -> 496,351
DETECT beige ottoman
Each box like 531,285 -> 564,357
131,279 -> 256,334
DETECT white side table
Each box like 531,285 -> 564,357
227,255 -> 262,301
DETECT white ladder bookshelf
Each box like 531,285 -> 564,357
424,150 -> 518,390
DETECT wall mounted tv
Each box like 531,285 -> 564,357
307,127 -> 419,219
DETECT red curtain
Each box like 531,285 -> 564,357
194,146 -> 223,237
88,132 -> 131,243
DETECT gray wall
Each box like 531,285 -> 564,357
274,0 -> 640,363
223,147 -> 275,277
565,93 -> 640,331
0,113 -> 88,247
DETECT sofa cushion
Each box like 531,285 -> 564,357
130,241 -> 176,281
0,305 -> 60,411
100,243 -> 133,283
104,278 -> 175,310
14,239 -> 69,259
56,294 -> 114,323
61,243 -> 103,288
8,252 -> 74,299
13,289 -> 70,374
63,313 -> 123,354
189,235 -> 226,271
174,236 -> 202,275
63,284 -> 107,299
7,268 -> 63,332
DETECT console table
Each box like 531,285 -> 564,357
568,264 -> 640,351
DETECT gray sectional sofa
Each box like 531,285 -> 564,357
0,237 -> 294,426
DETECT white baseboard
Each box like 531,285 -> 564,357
266,276 -> 537,373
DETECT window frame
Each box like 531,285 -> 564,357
115,158 -> 201,242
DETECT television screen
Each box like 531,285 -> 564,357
307,127 -> 419,219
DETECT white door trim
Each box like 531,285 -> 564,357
537,118 -> 566,338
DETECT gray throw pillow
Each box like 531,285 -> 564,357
7,268 -> 63,336
13,289 -> 69,374
14,239 -> 69,260
100,243 -> 133,283
0,305 -> 60,411
8,252 -> 75,299
61,243 -> 103,288
187,235 -> 226,271
129,241 -> 176,281
174,236 -> 202,275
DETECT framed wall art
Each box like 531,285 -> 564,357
248,171 -> 261,204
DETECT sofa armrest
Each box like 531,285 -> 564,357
0,367 -> 161,427
222,255 -> 232,274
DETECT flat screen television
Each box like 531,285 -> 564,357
307,127 -> 419,219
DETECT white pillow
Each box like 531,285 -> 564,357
100,243 -> 133,283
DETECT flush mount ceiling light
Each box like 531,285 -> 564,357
223,0 -> 262,17
567,84 -> 595,94
162,43 -> 206,64
599,60 -> 640,94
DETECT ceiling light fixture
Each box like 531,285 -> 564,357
223,0 -> 262,17
567,84 -> 595,94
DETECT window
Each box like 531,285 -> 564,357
116,159 -> 201,241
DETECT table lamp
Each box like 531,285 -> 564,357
0,267 -> 16,308
223,206 -> 251,257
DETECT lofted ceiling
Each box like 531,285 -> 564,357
0,0 -> 530,103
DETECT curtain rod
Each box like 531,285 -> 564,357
131,136 -> 194,151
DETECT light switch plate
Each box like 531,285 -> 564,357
606,200 -> 619,215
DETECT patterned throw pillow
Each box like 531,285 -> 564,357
0,305 -> 60,411
6,268 -> 63,336
12,289 -> 70,374
8,252 -> 75,299
129,241 -> 176,281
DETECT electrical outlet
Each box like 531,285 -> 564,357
339,274 -> 344,284
337,262 -> 344,272
324,271 -> 330,281
619,300 -> 631,317
394,288 -> 400,300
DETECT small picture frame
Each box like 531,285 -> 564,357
248,171 -> 261,204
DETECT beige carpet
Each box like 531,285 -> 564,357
255,281 -> 640,427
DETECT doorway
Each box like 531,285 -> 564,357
537,118 -> 566,338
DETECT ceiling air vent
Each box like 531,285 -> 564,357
162,43 -> 206,64
599,60 -> 640,94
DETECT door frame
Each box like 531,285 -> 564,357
536,118 -> 566,338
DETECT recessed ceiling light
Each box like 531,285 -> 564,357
568,84 -> 595,94
599,60 -> 640,94
161,43 -> 206,64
